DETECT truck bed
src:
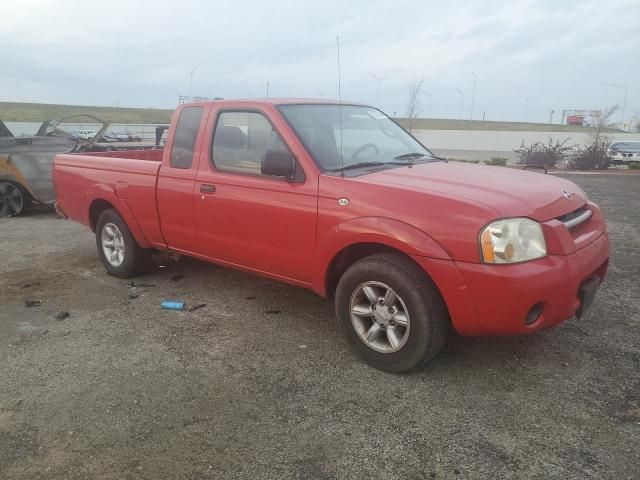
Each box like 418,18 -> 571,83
54,151 -> 165,248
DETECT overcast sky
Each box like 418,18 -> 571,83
1,0 -> 638,123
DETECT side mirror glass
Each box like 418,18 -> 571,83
261,150 -> 295,179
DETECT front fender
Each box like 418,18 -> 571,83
312,216 -> 451,296
85,184 -> 151,248
0,155 -> 33,195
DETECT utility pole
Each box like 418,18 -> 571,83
470,72 -> 476,121
454,88 -> 463,119
549,109 -> 554,124
266,81 -> 270,98
524,94 -> 543,122
604,82 -> 629,128
190,67 -> 197,99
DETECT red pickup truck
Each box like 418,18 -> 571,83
53,99 -> 610,372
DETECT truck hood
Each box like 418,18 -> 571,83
360,161 -> 586,221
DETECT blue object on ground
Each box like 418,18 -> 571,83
161,300 -> 186,311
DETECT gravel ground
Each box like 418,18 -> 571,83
1,174 -> 638,479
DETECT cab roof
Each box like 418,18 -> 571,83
183,98 -> 367,107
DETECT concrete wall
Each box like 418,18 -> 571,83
413,129 -> 640,162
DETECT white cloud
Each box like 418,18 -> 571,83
0,0 -> 638,121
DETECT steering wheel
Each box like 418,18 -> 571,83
349,143 -> 380,162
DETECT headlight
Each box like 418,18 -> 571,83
479,218 -> 547,264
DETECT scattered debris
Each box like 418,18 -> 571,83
128,285 -> 139,299
265,309 -> 280,315
24,299 -> 41,307
161,300 -> 186,311
131,282 -> 156,288
246,296 -> 256,300
188,303 -> 207,313
19,282 -> 41,289
171,274 -> 185,282
575,324 -> 590,336
299,345 -> 307,349
54,311 -> 69,321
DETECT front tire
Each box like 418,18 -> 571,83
335,253 -> 450,373
0,181 -> 31,217
95,209 -> 150,278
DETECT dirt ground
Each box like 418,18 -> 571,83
1,174 -> 638,479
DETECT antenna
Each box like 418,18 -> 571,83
336,36 -> 344,176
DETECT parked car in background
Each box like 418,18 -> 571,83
74,129 -> 97,140
103,131 -> 142,142
53,99 -> 610,373
608,141 -> 640,164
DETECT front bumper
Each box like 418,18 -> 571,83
610,153 -> 640,162
412,231 -> 610,336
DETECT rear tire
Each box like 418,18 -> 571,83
335,253 -> 450,373
95,209 -> 150,278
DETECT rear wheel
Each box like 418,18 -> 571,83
95,209 -> 150,278
0,181 -> 31,217
335,253 -> 450,373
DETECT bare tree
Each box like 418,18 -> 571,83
590,104 -> 618,145
405,78 -> 424,132
568,105 -> 619,170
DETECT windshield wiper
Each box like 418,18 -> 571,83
328,161 -> 412,173
394,152 -> 447,162
394,152 -> 426,160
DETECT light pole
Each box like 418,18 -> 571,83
454,88 -> 463,119
266,81 -> 270,98
369,73 -> 388,107
524,94 -> 543,122
470,72 -> 476,121
604,82 -> 628,128
190,67 -> 197,99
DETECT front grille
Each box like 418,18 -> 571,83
557,207 -> 592,230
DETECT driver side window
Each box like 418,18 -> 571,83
212,111 -> 291,177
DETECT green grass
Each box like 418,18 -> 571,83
396,117 -> 622,133
1,102 -> 624,132
0,102 -> 173,124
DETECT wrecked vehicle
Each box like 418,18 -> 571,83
0,115 -> 157,217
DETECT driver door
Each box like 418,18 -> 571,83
194,109 -> 318,284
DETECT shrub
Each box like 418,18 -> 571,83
453,159 -> 480,164
569,142 -> 611,170
628,162 -> 640,170
486,157 -> 508,166
514,137 -> 573,168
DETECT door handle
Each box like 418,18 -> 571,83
200,184 -> 216,194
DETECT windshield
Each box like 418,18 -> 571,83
611,142 -> 640,152
278,104 -> 432,171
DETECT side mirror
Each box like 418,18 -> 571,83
261,150 -> 295,179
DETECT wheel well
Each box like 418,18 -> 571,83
325,243 -> 418,299
89,199 -> 115,232
0,179 -> 31,197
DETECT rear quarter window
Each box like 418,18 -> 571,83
170,107 -> 204,169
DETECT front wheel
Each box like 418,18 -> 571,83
95,209 -> 150,278
335,253 -> 450,373
0,181 -> 31,217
